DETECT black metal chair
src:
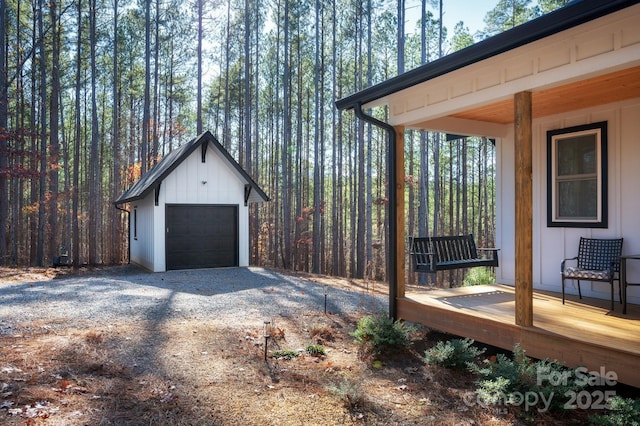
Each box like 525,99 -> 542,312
561,237 -> 623,310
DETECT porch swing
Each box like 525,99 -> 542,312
409,234 -> 499,274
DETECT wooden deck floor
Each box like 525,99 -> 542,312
400,284 -> 640,387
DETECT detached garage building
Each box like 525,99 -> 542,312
115,131 -> 269,272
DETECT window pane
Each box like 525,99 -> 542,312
557,179 -> 597,219
547,121 -> 607,228
556,135 -> 596,176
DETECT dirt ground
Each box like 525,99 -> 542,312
0,267 -> 625,425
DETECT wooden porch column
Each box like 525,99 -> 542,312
514,91 -> 533,326
395,126 -> 406,299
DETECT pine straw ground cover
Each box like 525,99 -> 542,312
0,267 -> 631,425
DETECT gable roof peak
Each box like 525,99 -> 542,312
115,131 -> 269,205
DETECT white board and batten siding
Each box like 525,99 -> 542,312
129,141 -> 252,272
496,98 -> 640,306
130,195 -> 156,272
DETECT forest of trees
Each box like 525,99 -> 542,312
0,0 -> 569,283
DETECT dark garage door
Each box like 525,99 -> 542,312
166,205 -> 238,270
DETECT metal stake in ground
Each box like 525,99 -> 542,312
324,284 -> 328,315
263,321 -> 270,360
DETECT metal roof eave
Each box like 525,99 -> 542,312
335,0 -> 639,111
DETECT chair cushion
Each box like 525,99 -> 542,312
563,266 -> 611,281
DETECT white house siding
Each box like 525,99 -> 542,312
129,195 -> 156,271
619,102 -> 640,305
497,98 -> 640,305
158,141 -> 250,270
494,136 -> 513,286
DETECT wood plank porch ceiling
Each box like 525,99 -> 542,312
450,66 -> 640,124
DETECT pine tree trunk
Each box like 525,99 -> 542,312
72,0 -> 82,267
152,0 -> 159,164
112,0 -> 121,264
48,0 -> 60,264
88,0 -> 99,265
311,0 -> 321,274
281,0 -> 291,269
142,0 -> 150,173
35,0 -> 47,266
196,0 -> 203,134
0,0 -> 8,265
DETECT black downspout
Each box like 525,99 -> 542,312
353,102 -> 398,320
114,203 -> 131,265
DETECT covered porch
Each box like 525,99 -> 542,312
336,1 -> 640,389
400,284 -> 640,387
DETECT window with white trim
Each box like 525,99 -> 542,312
547,122 -> 608,228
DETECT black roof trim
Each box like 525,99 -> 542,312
115,131 -> 269,205
335,0 -> 639,111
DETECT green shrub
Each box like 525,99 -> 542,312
271,349 -> 299,360
468,344 -> 585,412
423,338 -> 485,368
462,267 -> 495,286
591,397 -> 640,426
350,314 -> 415,355
475,375 -> 512,405
469,347 -> 531,387
305,344 -> 326,356
326,378 -> 364,409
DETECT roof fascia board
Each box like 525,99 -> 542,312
335,0 -> 639,111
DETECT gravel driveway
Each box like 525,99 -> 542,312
0,266 -> 386,333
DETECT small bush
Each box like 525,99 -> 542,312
462,267 -> 495,286
591,397 -> 640,426
326,378 -> 364,409
305,344 -> 326,356
351,314 -> 415,355
475,375 -> 512,405
271,350 -> 299,360
468,344 -> 585,412
468,347 -> 531,387
423,338 -> 485,368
